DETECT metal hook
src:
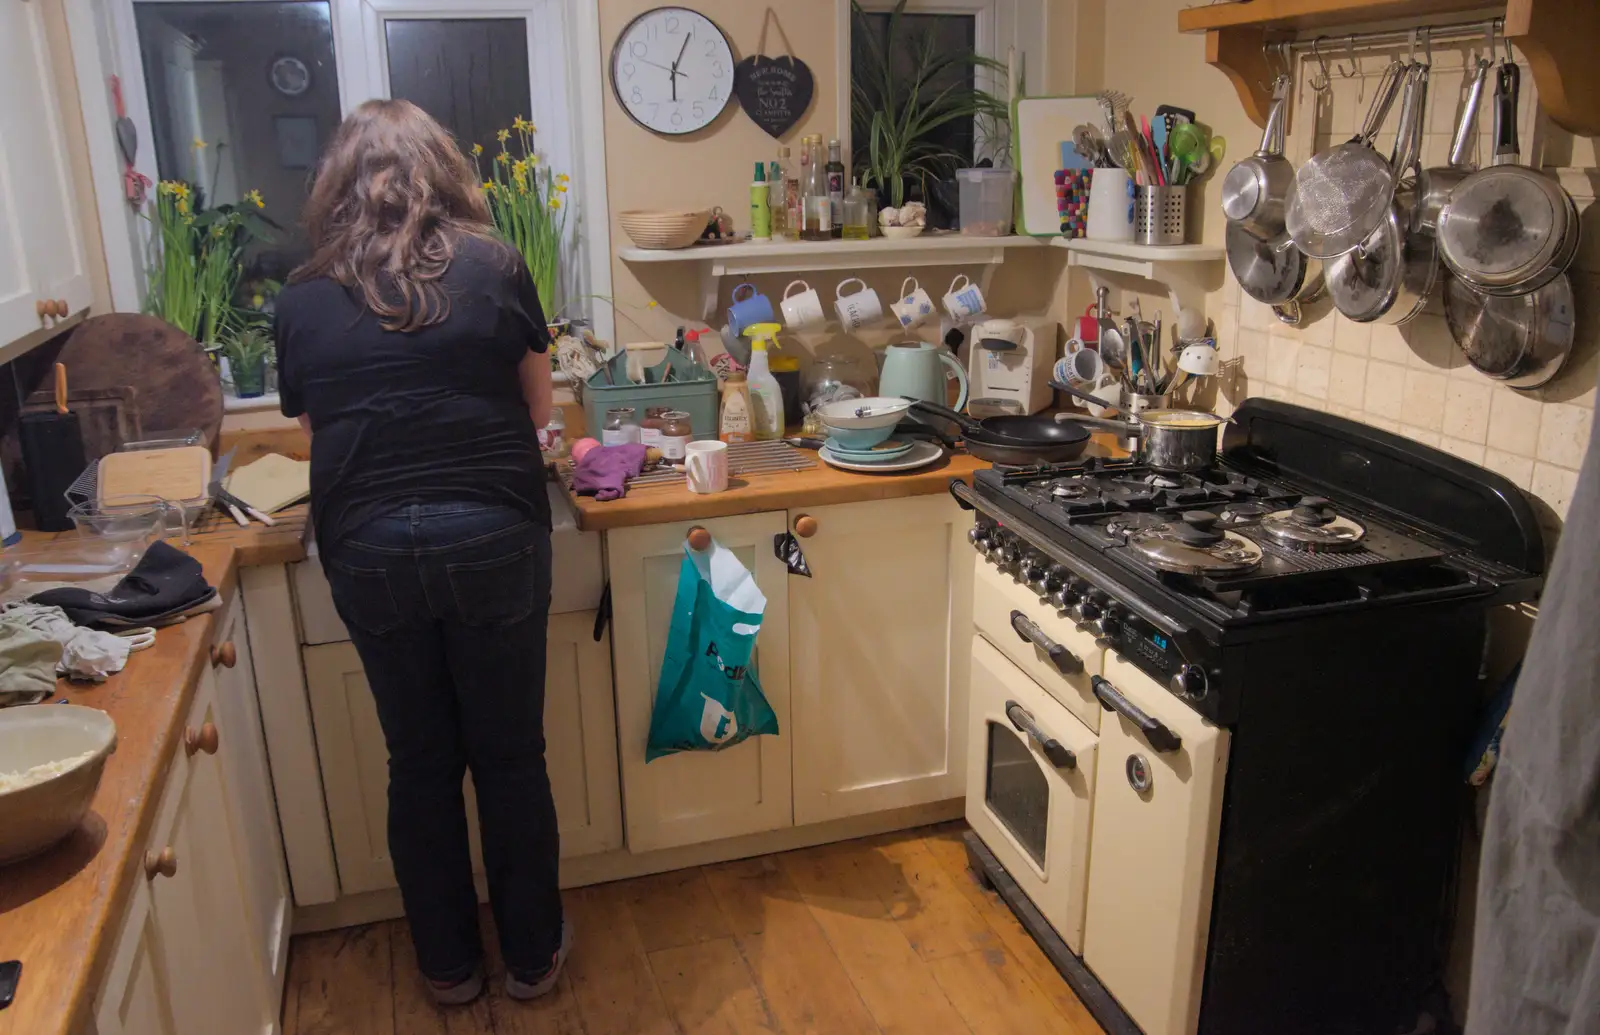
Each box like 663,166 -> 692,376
1502,25 -> 1513,64
1420,26 -> 1432,67
1336,35 -> 1357,78
1309,37 -> 1332,93
1406,28 -> 1418,67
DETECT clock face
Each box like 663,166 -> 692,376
610,7 -> 734,136
270,55 -> 310,97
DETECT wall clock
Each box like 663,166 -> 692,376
610,7 -> 735,137
269,55 -> 311,97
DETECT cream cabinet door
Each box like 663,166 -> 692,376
148,677 -> 274,1035
1082,653 -> 1230,1035
608,512 -> 793,853
211,597 -> 293,1004
0,0 -> 91,346
788,494 -> 972,825
306,614 -> 623,894
96,855 -> 180,1035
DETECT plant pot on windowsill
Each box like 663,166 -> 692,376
228,354 -> 269,398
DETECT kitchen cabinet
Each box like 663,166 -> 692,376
1082,652 -> 1230,1035
0,0 -> 93,349
305,611 -> 622,894
788,494 -> 972,824
96,674 -> 273,1035
608,512 -> 793,853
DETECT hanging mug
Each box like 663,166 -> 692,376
890,277 -> 937,330
780,280 -> 826,331
942,275 -> 986,321
834,278 -> 884,331
727,283 -> 776,337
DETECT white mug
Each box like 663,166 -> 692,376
834,278 -> 884,331
685,440 -> 729,494
1054,342 -> 1105,388
780,280 -> 826,331
891,277 -> 937,330
942,274 -> 987,321
1085,167 -> 1136,242
1178,338 -> 1221,376
1084,372 -> 1122,418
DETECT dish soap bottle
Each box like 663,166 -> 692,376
743,323 -> 785,440
719,372 -> 754,444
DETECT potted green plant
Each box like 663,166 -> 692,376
144,183 -> 271,347
218,322 -> 273,398
851,0 -> 1009,218
474,118 -> 570,315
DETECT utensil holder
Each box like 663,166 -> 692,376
1085,168 -> 1135,242
1135,185 -> 1189,245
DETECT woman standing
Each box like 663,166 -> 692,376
274,99 -> 567,1004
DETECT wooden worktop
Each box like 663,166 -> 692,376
0,544 -> 238,1035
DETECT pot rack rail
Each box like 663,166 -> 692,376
1178,0 -> 1599,138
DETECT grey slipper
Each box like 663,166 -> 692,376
505,919 -> 573,1001
428,964 -> 485,1006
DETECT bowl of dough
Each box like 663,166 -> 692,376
0,704 -> 117,864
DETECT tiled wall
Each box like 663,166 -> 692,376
1205,45 -> 1597,538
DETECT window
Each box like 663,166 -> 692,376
383,18 -> 530,156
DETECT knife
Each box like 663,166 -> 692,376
209,449 -> 248,527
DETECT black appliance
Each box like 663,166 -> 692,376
952,399 -> 1544,1035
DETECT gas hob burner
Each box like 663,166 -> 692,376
1127,511 -> 1264,575
1259,496 -> 1367,552
1217,501 -> 1276,526
1105,512 -> 1167,539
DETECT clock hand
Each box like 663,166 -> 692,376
671,31 -> 692,76
635,57 -> 674,74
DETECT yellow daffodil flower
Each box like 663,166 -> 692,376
252,294 -> 265,308
549,197 -> 561,210
192,137 -> 206,150
556,184 -> 568,194
171,182 -> 190,200
472,143 -> 483,156
512,116 -> 529,132
244,188 -> 265,209
496,152 -> 510,164
557,173 -> 570,183
497,128 -> 510,143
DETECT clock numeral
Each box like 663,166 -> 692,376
622,62 -> 635,79
666,15 -> 679,33
648,102 -> 660,122
711,60 -> 724,78
671,110 -> 683,128
709,85 -> 720,101
692,101 -> 705,119
704,38 -> 717,57
630,40 -> 647,58
631,86 -> 642,104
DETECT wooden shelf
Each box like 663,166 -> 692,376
1051,239 -> 1225,316
1178,0 -> 1600,138
617,233 -> 1043,277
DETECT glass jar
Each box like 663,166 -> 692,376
601,406 -> 641,446
842,180 -> 873,240
537,408 -> 567,458
658,410 -> 693,461
640,406 -> 670,449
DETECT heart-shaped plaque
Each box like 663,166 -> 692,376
734,55 -> 814,139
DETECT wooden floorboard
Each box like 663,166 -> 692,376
281,824 -> 1107,1035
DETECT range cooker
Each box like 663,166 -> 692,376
953,400 -> 1544,1035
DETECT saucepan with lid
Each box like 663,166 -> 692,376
1052,381 -> 1228,473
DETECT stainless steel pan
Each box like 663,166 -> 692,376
1328,63 -> 1438,325
1221,76 -> 1293,241
1414,58 -> 1491,238
1226,223 -> 1325,324
1436,62 -> 1580,297
1286,60 -> 1407,259
1445,272 -> 1574,390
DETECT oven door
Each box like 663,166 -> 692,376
966,635 -> 1098,953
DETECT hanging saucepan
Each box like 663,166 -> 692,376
1414,57 -> 1491,238
1221,75 -> 1294,241
1444,272 -> 1574,390
908,400 -> 1094,465
1285,60 -> 1407,260
1225,223 -> 1325,326
1435,62 -> 1580,296
1328,63 -> 1438,325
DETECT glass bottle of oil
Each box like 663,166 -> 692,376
842,177 -> 872,240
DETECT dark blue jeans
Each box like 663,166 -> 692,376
324,503 -> 560,981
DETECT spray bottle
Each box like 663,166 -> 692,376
742,322 -> 785,440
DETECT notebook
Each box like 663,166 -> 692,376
225,453 -> 311,514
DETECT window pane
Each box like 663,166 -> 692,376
385,19 -> 532,156
134,1 -> 340,280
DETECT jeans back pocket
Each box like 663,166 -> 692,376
326,560 -> 405,636
446,545 -> 545,628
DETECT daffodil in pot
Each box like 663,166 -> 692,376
474,117 -> 570,318
143,182 -> 268,349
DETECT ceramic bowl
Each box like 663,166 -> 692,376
0,704 -> 117,864
814,396 -> 911,430
881,225 -> 925,239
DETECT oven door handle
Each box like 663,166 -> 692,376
1005,701 -> 1077,769
1009,610 -> 1084,675
1090,676 -> 1183,753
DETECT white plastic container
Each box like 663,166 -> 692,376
744,337 -> 785,440
957,168 -> 1015,236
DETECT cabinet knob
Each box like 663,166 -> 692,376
144,846 -> 178,879
211,641 -> 237,668
793,514 -> 818,538
686,526 -> 712,551
185,722 -> 220,756
55,300 -> 69,318
36,300 -> 50,320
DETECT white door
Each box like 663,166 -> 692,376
608,513 -> 793,853
966,636 -> 1098,953
789,495 -> 973,824
0,0 -> 92,344
1083,653 -> 1231,1035
211,597 -> 293,1004
545,611 -> 624,857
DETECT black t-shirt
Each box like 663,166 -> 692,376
275,235 -> 553,550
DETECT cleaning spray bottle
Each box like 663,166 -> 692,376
742,322 -> 785,440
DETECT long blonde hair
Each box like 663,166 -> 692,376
293,99 -> 497,331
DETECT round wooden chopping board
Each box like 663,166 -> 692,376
55,314 -> 225,450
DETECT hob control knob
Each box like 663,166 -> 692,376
1021,557 -> 1047,587
1059,580 -> 1086,606
1171,664 -> 1209,699
968,526 -> 989,549
1098,605 -> 1124,638
1045,565 -> 1070,592
1073,597 -> 1103,624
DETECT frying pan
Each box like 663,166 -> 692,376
1225,223 -> 1325,324
909,400 -> 1093,464
1414,58 -> 1491,238
1220,75 -> 1293,241
1436,62 -> 1580,297
1444,272 -> 1574,390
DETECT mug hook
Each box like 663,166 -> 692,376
1310,37 -> 1332,93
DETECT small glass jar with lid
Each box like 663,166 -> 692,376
601,406 -> 641,445
657,410 -> 693,460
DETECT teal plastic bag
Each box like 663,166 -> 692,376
646,542 -> 779,761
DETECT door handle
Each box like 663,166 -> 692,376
1090,675 -> 1182,753
1009,610 -> 1082,674
1005,701 -> 1076,769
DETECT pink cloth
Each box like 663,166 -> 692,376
570,443 -> 648,501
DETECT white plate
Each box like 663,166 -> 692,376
818,439 -> 945,473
